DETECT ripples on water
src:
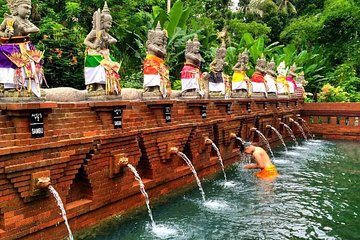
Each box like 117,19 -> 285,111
84,140 -> 360,240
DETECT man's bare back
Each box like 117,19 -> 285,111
242,143 -> 278,179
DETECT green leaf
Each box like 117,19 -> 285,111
178,7 -> 190,29
166,0 -> 183,38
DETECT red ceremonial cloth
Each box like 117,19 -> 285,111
181,63 -> 202,79
251,71 -> 265,83
286,76 -> 297,88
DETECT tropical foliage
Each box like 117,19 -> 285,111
0,0 -> 358,101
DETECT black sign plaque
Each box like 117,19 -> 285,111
246,102 -> 251,112
164,106 -> 171,123
30,112 -> 44,138
201,105 -> 207,118
226,103 -> 232,115
113,107 -> 123,129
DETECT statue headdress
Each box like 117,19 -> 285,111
7,0 -> 31,15
185,39 -> 193,53
277,61 -> 288,76
102,1 -> 110,15
240,49 -> 249,63
267,57 -> 275,70
289,63 -> 297,72
216,41 -> 227,58
193,35 -> 200,45
256,54 -> 266,67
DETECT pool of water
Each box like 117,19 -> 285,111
82,140 -> 360,240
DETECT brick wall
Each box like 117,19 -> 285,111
0,98 -> 303,240
302,103 -> 360,140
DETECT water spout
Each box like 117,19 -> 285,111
204,137 -> 213,145
177,152 -> 206,202
281,122 -> 299,146
48,185 -> 74,240
293,120 -> 308,141
267,125 -> 287,152
252,128 -> 275,160
36,177 -> 51,189
229,133 -> 237,139
211,143 -> 227,182
298,117 -> 314,140
169,147 -> 179,155
127,164 -> 156,227
230,133 -> 244,144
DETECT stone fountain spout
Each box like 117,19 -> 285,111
204,137 -> 213,145
117,156 -> 129,166
36,177 -> 51,189
250,127 -> 257,132
113,155 -> 129,175
230,133 -> 237,139
169,147 -> 179,155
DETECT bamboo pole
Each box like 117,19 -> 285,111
167,0 -> 171,13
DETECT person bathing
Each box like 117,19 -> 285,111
242,142 -> 279,179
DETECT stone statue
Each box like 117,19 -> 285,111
84,2 -> 121,96
250,55 -> 267,98
143,22 -> 171,99
295,71 -> 307,98
276,61 -> 289,97
231,50 -> 252,98
180,35 -> 204,98
264,57 -> 277,98
0,0 -> 45,98
208,41 -> 229,98
286,63 -> 297,97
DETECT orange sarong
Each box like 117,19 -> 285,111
255,165 -> 279,179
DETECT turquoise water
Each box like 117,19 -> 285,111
82,140 -> 360,240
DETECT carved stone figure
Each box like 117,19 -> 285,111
0,0 -> 45,98
286,63 -> 297,97
143,22 -> 171,99
84,2 -> 120,96
208,41 -> 229,98
276,61 -> 289,97
231,50 -> 252,98
251,55 -> 267,98
264,58 -> 277,98
180,36 -> 204,98
295,71 -> 307,98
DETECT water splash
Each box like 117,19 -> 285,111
236,137 -> 245,144
282,123 -> 299,147
151,224 -> 178,239
253,129 -> 275,160
299,117 -> 314,140
269,126 -> 288,152
48,185 -> 74,240
203,199 -> 230,210
293,121 -> 308,141
127,164 -> 156,227
177,152 -> 206,202
211,143 -> 227,182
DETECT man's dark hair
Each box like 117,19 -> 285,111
240,141 -> 251,153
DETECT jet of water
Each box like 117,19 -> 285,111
298,117 -> 314,140
127,164 -> 156,228
236,137 -> 245,144
269,126 -> 288,152
282,123 -> 299,147
293,121 -> 308,141
253,129 -> 275,160
177,152 -> 206,202
211,143 -> 227,182
48,185 -> 74,240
